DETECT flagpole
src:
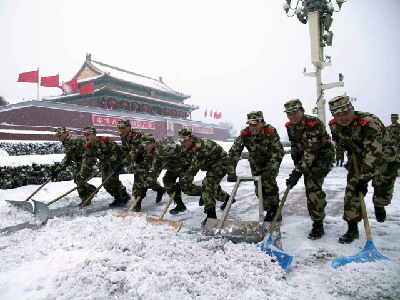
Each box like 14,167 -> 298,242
37,67 -> 39,101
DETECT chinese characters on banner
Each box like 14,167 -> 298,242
93,115 -> 155,130
184,126 -> 214,134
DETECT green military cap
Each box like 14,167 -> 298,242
141,133 -> 155,144
55,127 -> 67,136
328,96 -> 352,114
118,118 -> 130,128
284,99 -> 303,112
391,113 -> 399,119
83,126 -> 97,135
178,127 -> 193,142
246,111 -> 264,125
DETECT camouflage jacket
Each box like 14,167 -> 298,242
286,114 -> 335,174
387,123 -> 400,148
180,137 -> 227,188
329,111 -> 399,181
120,128 -> 143,165
55,135 -> 86,172
228,124 -> 284,176
81,136 -> 121,174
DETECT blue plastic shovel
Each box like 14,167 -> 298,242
332,152 -> 388,269
257,186 -> 293,273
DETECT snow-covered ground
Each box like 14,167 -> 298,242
0,146 -> 399,300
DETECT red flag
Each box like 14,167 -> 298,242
79,82 -> 94,95
214,111 -> 217,119
40,74 -> 59,87
218,112 -> 222,119
210,110 -> 212,117
204,109 -> 207,117
18,70 -> 38,83
62,79 -> 77,93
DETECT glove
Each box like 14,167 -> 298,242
291,152 -> 302,166
139,187 -> 147,198
355,179 -> 368,197
286,170 -> 302,189
227,173 -> 237,182
113,160 -> 124,173
51,169 -> 59,181
173,183 -> 182,194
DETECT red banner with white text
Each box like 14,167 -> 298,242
93,115 -> 155,130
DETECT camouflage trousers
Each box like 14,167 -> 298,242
251,169 -> 279,211
202,163 -> 229,210
343,160 -> 399,222
302,159 -> 332,221
100,163 -> 127,198
163,169 -> 201,199
74,163 -> 96,201
132,167 -> 163,198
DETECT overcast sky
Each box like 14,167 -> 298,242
1,0 -> 399,138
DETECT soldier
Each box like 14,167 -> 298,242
387,113 -> 400,153
114,119 -> 165,209
52,127 -> 96,205
79,126 -> 131,207
141,134 -> 202,214
328,96 -> 400,243
334,141 -> 345,167
177,128 -> 230,226
227,111 -> 284,221
284,99 -> 335,239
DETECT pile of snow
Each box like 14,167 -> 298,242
0,149 -> 9,156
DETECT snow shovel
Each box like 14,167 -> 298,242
146,192 -> 183,230
5,176 -> 52,223
257,185 -> 293,273
331,152 -> 388,269
80,171 -> 116,208
116,195 -> 146,218
203,176 -> 267,243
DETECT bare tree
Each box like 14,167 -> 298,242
219,121 -> 238,139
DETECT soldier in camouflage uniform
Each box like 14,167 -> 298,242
387,113 -> 400,154
79,126 -> 131,207
328,96 -> 400,243
52,127 -> 96,205
284,99 -> 335,239
114,119 -> 165,211
141,134 -> 202,214
227,111 -> 284,221
178,128 -> 230,226
334,141 -> 345,167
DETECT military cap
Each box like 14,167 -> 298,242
391,113 -> 399,119
328,96 -> 352,114
141,133 -> 155,144
178,127 -> 193,142
55,127 -> 67,136
284,99 -> 303,112
83,126 -> 97,135
118,118 -> 131,128
246,111 -> 264,125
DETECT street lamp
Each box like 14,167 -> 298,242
283,0 -> 347,125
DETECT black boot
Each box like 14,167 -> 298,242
156,187 -> 166,203
374,205 -> 386,223
201,207 -> 217,227
338,221 -> 359,244
220,195 -> 236,210
120,192 -> 131,206
109,195 -> 122,207
133,198 -> 142,212
264,205 -> 282,222
308,220 -> 325,240
199,195 -> 204,206
169,196 -> 187,215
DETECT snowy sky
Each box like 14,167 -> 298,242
1,0 -> 400,137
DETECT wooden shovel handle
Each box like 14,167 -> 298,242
48,170 -> 100,205
351,151 -> 372,240
269,185 -> 290,236
80,171 -> 115,208
129,195 -> 142,211
25,177 -> 52,202
159,192 -> 176,220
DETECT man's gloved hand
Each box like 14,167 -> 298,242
355,179 -> 368,197
286,170 -> 302,189
51,169 -> 59,181
139,187 -> 147,198
291,152 -> 302,166
173,183 -> 182,194
113,160 -> 124,173
227,173 -> 237,182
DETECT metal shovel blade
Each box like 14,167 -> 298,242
203,219 -> 264,243
146,218 -> 183,231
32,200 -> 49,223
332,239 -> 389,269
257,236 -> 293,273
6,200 -> 34,213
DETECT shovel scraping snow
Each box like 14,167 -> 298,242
146,192 -> 183,230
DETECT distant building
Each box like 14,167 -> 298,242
0,54 -> 227,141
